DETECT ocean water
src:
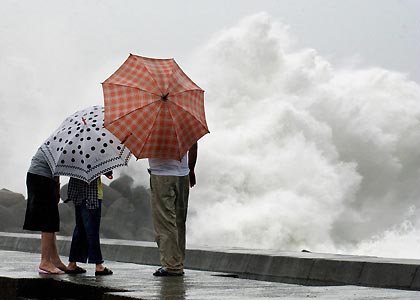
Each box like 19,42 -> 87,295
141,13 -> 420,259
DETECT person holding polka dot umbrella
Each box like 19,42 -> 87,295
40,105 -> 132,183
23,105 -> 131,275
40,105 -> 130,276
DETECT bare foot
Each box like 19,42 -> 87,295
95,264 -> 105,272
53,261 -> 68,271
67,262 -> 78,271
51,258 -> 67,271
38,263 -> 65,274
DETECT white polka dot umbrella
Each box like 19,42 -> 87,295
40,105 -> 132,183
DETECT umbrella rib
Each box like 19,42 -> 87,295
136,102 -> 164,158
141,62 -> 174,95
103,82 -> 162,97
168,99 -> 209,130
112,101 -> 163,159
173,103 -> 210,133
167,102 -> 210,159
169,88 -> 204,97
170,60 -> 203,92
167,105 -> 182,160
106,101 -> 160,126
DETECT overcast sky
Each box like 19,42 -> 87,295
1,0 -> 419,195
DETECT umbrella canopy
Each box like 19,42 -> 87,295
102,54 -> 209,160
41,105 -> 131,183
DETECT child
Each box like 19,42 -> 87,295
66,171 -> 113,275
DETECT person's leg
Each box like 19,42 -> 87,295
49,233 -> 67,271
80,203 -> 105,271
68,205 -> 89,270
175,175 -> 189,265
25,173 -> 65,274
39,232 -> 64,274
150,175 -> 183,273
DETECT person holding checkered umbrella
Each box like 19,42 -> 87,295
102,54 -> 209,276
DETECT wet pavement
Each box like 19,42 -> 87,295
1,250 -> 420,299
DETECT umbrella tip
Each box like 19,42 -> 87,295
161,93 -> 169,101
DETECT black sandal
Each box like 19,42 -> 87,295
95,267 -> 113,276
65,266 -> 87,274
153,267 -> 184,277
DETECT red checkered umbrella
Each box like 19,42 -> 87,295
102,54 -> 209,160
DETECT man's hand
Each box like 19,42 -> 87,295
189,170 -> 196,188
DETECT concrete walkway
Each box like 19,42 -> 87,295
1,249 -> 420,300
1,232 -> 420,291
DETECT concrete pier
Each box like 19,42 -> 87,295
1,232 -> 420,299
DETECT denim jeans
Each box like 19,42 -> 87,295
69,202 -> 103,264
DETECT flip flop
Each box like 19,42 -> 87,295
95,267 -> 113,276
38,267 -> 65,275
65,266 -> 87,274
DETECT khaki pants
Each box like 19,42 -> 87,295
150,174 -> 189,272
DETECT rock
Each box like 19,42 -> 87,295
0,189 -> 25,207
109,174 -> 135,199
0,205 -> 16,231
58,201 -> 75,237
8,200 -> 27,231
102,184 -> 125,212
101,197 -> 137,240
1,180 -> 154,242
